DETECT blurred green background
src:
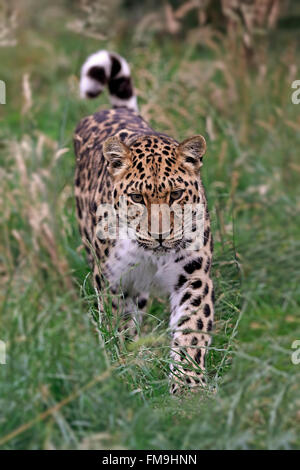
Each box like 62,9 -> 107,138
0,0 -> 299,449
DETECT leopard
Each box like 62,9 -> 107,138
74,50 -> 214,394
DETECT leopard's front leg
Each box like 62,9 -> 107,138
93,265 -> 148,341
169,253 -> 214,394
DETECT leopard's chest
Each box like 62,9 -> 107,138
105,240 -> 184,296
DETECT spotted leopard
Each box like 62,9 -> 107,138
74,50 -> 214,393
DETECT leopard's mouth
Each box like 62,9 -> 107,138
137,237 -> 184,253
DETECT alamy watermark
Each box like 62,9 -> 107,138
0,80 -> 6,104
291,80 -> 300,104
291,340 -> 300,365
0,340 -> 6,364
94,197 -> 205,251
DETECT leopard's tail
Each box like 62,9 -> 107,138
79,50 -> 138,112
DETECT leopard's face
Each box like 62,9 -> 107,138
103,134 -> 206,253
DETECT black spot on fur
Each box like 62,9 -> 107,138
176,274 -> 187,290
180,291 -> 192,306
83,228 -> 91,244
203,284 -> 209,296
194,349 -> 201,364
178,316 -> 190,327
88,66 -> 106,84
119,131 -> 128,140
138,298 -> 147,309
90,201 -> 97,213
109,77 -> 133,100
179,348 -> 187,361
110,55 -> 121,78
76,198 -> 82,219
184,257 -> 203,274
197,318 -> 203,330
191,279 -> 202,289
204,259 -> 211,274
95,274 -> 101,289
191,296 -> 202,307
204,304 -> 211,317
203,227 -> 210,246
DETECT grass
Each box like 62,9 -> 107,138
0,2 -> 300,449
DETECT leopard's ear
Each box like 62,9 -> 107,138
178,135 -> 206,170
103,137 -> 131,176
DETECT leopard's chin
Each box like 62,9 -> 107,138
137,241 -> 170,253
152,246 -> 173,254
137,239 -> 183,254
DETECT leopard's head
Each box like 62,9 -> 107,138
103,134 -> 206,253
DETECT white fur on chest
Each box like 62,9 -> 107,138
107,240 -> 183,296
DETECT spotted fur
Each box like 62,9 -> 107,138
74,50 -> 214,393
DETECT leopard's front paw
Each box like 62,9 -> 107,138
169,371 -> 206,395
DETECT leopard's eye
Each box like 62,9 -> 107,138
129,193 -> 145,204
170,189 -> 184,202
